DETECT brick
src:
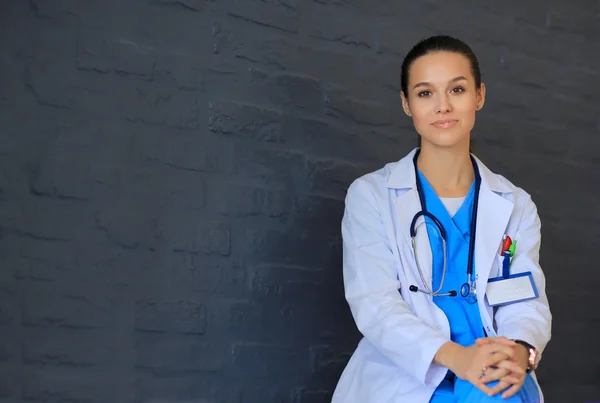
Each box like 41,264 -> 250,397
0,198 -> 87,242
304,3 -> 374,49
248,264 -> 323,300
537,322 -> 600,384
264,73 -> 325,115
214,19 -> 289,68
0,329 -> 15,363
22,327 -> 114,367
235,385 -> 287,403
76,30 -> 111,73
94,196 -> 160,249
227,298 -> 322,344
309,345 -> 351,382
294,194 -> 344,224
545,10 -> 598,37
242,223 -> 341,270
28,0 -> 77,19
324,85 -> 403,127
152,0 -> 212,13
6,236 -> 75,283
0,367 -> 18,398
112,40 -> 157,79
165,213 -> 230,255
120,84 -> 205,130
142,130 -> 232,174
292,389 -> 333,403
227,0 -> 299,33
135,299 -> 207,335
23,63 -> 73,109
155,52 -> 205,91
209,100 -> 283,142
22,283 -> 115,329
22,369 -> 114,403
135,332 -> 225,374
305,157 -> 368,200
31,150 -> 92,202
159,252 -> 222,292
112,162 -> 206,214
232,144 -> 305,188
134,373 -> 221,403
510,23 -> 593,68
0,283 -> 17,328
209,181 -> 291,217
231,342 -> 305,378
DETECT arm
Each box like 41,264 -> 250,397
341,178 -> 450,387
493,196 -> 552,361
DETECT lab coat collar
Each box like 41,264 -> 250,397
386,148 -> 515,194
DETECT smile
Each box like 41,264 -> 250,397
432,119 -> 458,129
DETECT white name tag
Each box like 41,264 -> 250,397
486,272 -> 539,307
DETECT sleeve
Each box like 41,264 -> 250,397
494,196 -> 552,360
341,178 -> 450,387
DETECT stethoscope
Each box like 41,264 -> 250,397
408,150 -> 481,304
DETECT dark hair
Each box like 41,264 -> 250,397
400,35 -> 482,96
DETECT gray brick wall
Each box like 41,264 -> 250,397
0,0 -> 599,402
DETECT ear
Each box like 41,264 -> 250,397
475,82 -> 486,111
400,91 -> 412,116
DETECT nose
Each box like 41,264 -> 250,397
435,93 -> 452,114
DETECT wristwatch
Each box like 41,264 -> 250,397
513,339 -> 538,373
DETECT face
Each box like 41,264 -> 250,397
401,51 -> 485,150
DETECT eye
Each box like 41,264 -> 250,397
418,90 -> 431,97
451,86 -> 466,93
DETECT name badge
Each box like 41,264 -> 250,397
485,272 -> 539,307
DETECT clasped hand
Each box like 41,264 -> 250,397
452,336 -> 529,399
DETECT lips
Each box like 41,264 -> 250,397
432,119 -> 458,129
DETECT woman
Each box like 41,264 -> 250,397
331,36 -> 552,403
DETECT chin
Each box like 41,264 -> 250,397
422,132 -> 468,149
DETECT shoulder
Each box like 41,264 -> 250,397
346,149 -> 417,202
477,158 -> 539,219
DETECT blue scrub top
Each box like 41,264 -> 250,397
417,171 -> 540,403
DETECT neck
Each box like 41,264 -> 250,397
417,143 -> 474,197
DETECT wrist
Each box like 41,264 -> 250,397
513,340 -> 538,372
434,341 -> 463,369
514,344 -> 529,367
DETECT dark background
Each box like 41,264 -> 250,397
1,0 -> 599,402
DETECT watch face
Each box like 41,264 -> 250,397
528,348 -> 538,370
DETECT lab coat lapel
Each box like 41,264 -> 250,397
475,186 -> 514,289
395,188 -> 433,286
388,149 -> 434,287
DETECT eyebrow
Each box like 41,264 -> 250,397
412,76 -> 468,90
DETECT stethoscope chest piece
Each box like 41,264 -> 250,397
460,280 -> 478,305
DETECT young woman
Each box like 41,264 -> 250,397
331,36 -> 552,403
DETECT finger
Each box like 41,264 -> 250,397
475,336 -> 515,346
486,380 -> 511,397
487,351 -> 510,364
470,378 -> 494,397
502,381 -> 524,399
499,374 -> 522,385
480,344 -> 516,360
480,367 -> 509,383
493,359 -> 526,375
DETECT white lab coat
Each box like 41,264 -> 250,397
332,148 -> 552,403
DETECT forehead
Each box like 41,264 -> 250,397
408,51 -> 473,85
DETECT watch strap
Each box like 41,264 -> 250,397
513,339 -> 537,373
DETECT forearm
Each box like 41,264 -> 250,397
433,341 -> 463,369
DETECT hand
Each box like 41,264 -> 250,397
475,337 -> 529,398
434,339 -> 523,397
